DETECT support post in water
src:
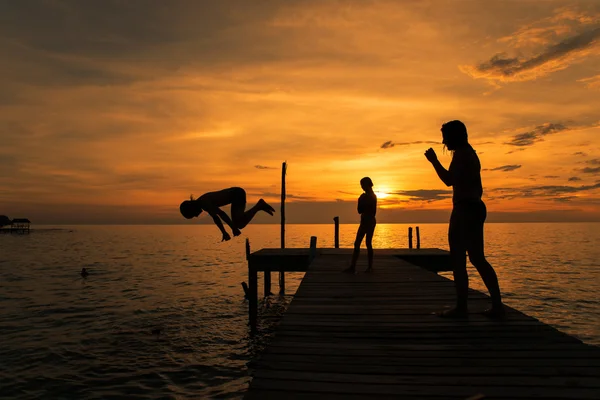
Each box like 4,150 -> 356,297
416,226 -> 421,249
264,266 -> 272,297
333,216 -> 339,249
241,282 -> 249,300
246,238 -> 257,333
408,227 -> 413,249
309,236 -> 317,263
279,161 -> 287,295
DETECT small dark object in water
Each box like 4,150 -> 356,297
151,328 -> 161,336
80,268 -> 89,278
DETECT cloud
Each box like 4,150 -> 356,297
544,175 -> 559,178
586,158 -> 600,165
258,191 -> 316,200
391,189 -> 452,202
568,176 -> 582,181
582,167 -> 600,174
573,151 -> 588,156
255,164 -> 277,170
460,7 -> 600,84
578,74 -> 600,89
490,182 -> 600,200
483,164 -> 522,172
380,140 -> 437,149
381,140 -> 394,149
504,122 -> 568,146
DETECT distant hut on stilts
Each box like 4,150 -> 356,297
10,218 -> 31,234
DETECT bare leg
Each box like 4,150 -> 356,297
232,199 -> 274,229
467,202 -> 503,316
469,252 -> 503,316
438,207 -> 468,318
364,223 -> 375,272
343,225 -> 366,273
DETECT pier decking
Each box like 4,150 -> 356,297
245,250 -> 600,400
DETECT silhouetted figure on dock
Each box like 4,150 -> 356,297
179,187 -> 275,242
425,120 -> 504,318
343,177 -> 377,274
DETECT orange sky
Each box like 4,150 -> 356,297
1,1 -> 600,224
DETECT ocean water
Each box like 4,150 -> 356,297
0,223 -> 599,399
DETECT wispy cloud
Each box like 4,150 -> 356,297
582,167 -> 600,174
506,148 -> 527,154
568,176 -> 582,181
484,164 -> 522,172
255,165 -> 277,170
578,74 -> 600,89
391,189 -> 452,202
380,140 -> 437,149
504,122 -> 568,146
490,182 -> 600,200
460,8 -> 600,84
258,191 -> 316,200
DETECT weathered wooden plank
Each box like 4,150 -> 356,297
250,360 -> 600,377
245,390 -> 465,400
251,370 -> 600,388
248,379 -> 600,399
264,340 -> 598,352
255,353 -> 600,367
263,346 -> 600,359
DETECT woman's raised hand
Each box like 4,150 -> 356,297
424,148 -> 438,163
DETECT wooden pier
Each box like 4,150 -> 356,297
244,250 -> 600,399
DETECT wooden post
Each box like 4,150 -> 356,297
333,216 -> 339,248
408,227 -> 413,249
279,161 -> 287,294
309,236 -> 317,263
264,267 -> 272,297
246,238 -> 257,333
416,226 -> 420,249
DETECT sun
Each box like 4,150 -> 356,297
374,185 -> 392,199
374,191 -> 390,199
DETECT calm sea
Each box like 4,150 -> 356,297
1,223 -> 599,399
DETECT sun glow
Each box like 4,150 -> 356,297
375,191 -> 390,199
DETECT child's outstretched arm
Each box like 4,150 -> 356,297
204,204 -> 231,241
215,209 -> 241,237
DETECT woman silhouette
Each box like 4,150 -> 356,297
343,177 -> 377,274
425,120 -> 504,318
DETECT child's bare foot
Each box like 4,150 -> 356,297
342,267 -> 356,274
258,199 -> 275,215
435,307 -> 468,319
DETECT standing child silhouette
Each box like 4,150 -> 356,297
343,177 -> 377,274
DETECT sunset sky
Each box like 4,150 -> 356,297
1,0 -> 600,224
